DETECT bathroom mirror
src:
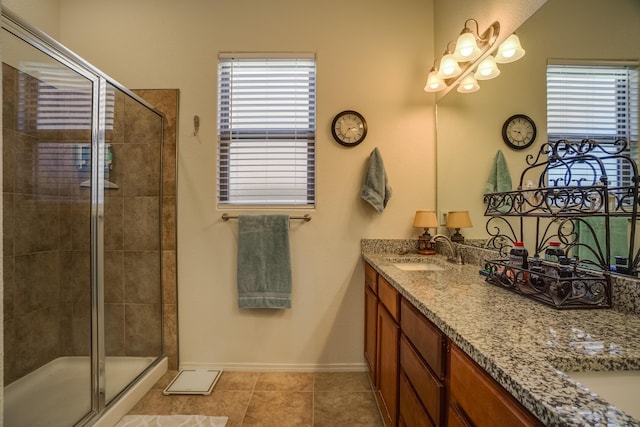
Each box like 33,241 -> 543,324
436,0 -> 640,242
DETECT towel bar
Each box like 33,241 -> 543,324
221,213 -> 311,222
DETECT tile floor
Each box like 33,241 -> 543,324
126,370 -> 384,426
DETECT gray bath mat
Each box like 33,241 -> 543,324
163,369 -> 222,395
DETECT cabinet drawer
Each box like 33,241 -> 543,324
400,335 -> 443,426
378,276 -> 399,321
365,262 -> 378,293
449,344 -> 543,427
399,371 -> 434,427
400,298 -> 444,378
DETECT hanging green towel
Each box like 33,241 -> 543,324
237,215 -> 292,309
484,149 -> 512,194
574,217 -> 628,267
361,147 -> 392,214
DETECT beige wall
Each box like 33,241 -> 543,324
45,0 -> 436,370
437,0 -> 640,241
3,0 -> 60,38
2,0 -> 551,371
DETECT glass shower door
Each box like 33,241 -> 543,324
3,25 -> 97,426
102,83 -> 163,403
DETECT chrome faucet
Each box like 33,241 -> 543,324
431,234 -> 463,265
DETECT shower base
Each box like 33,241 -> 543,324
4,355 -> 165,427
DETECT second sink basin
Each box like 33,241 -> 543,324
565,370 -> 640,420
392,262 -> 447,272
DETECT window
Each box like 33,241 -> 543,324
217,54 -> 316,207
546,61 -> 639,187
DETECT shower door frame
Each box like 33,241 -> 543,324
2,9 -> 165,426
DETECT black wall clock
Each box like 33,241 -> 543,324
502,114 -> 537,150
331,110 -> 367,146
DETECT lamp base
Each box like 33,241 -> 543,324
417,233 -> 435,255
451,229 -> 465,243
417,249 -> 436,255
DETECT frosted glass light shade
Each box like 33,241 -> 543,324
495,34 -> 525,63
457,75 -> 480,93
453,32 -> 482,62
424,70 -> 446,92
437,53 -> 462,79
413,210 -> 438,228
474,56 -> 501,80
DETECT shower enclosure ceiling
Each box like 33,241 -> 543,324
2,10 -> 164,427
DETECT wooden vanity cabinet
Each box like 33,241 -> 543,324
364,263 -> 378,384
399,298 -> 446,426
363,261 -> 542,427
364,263 -> 400,427
377,275 -> 400,427
448,343 -> 544,427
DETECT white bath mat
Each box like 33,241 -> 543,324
163,369 -> 222,395
115,415 -> 227,426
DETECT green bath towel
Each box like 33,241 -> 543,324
484,149 -> 512,194
237,215 -> 292,309
361,147 -> 392,214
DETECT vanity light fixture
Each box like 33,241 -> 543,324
495,34 -> 525,63
457,75 -> 480,93
424,19 -> 525,94
452,19 -> 486,62
474,55 -> 501,80
436,43 -> 463,79
413,210 -> 439,255
446,210 -> 472,243
424,66 -> 447,92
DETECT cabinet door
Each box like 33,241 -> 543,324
365,285 -> 378,384
377,304 -> 399,427
399,371 -> 434,427
449,344 -> 543,427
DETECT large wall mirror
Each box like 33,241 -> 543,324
436,0 -> 640,246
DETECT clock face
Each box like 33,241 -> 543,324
331,110 -> 367,146
502,114 -> 537,150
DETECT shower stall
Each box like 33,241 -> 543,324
2,10 -> 166,427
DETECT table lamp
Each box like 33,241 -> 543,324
413,210 -> 439,255
446,211 -> 472,243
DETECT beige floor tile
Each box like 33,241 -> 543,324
130,389 -> 189,415
314,391 -> 383,426
313,372 -> 371,392
216,371 -> 259,390
153,369 -> 180,389
242,391 -> 313,426
180,390 -> 252,427
254,372 -> 313,392
124,371 -> 382,426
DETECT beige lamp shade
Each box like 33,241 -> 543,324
446,211 -> 472,228
413,210 -> 438,228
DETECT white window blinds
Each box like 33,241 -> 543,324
546,62 -> 639,187
217,54 -> 316,207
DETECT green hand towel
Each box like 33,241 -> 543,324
237,215 -> 292,309
484,149 -> 512,194
574,216 -> 628,267
361,147 -> 392,214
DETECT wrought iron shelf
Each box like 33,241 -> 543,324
484,259 -> 611,309
481,138 -> 639,309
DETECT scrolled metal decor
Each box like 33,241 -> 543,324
482,138 -> 639,309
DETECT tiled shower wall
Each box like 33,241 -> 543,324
133,88 -> 179,370
2,63 -> 179,384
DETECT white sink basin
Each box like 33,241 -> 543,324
566,370 -> 640,420
391,262 -> 446,272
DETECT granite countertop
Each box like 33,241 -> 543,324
362,251 -> 640,427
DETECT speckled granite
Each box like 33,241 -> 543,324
362,239 -> 640,427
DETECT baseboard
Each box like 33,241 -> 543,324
178,362 -> 368,372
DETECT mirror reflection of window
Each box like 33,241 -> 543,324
546,61 -> 639,188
